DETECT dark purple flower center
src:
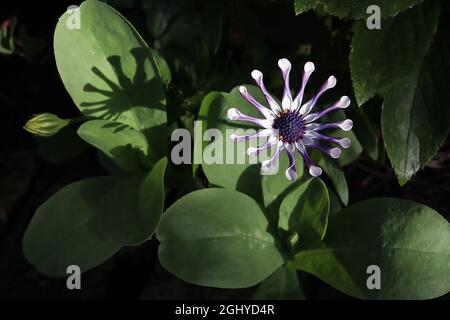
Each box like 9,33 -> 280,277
272,110 -> 305,144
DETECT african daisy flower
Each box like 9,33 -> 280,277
227,58 -> 353,180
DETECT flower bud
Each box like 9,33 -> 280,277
23,113 -> 70,137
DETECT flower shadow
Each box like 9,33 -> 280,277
80,47 -> 165,122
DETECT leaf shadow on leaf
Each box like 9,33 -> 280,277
80,47 -> 165,120
91,120 -> 155,170
109,144 -> 153,170
80,47 -> 168,158
100,121 -> 130,133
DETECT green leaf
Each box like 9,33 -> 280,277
327,185 -> 343,215
313,152 -> 348,206
253,266 -> 305,300
262,152 -> 304,210
150,48 -> 172,85
23,158 -> 167,276
279,178 -> 329,250
382,18 -> 450,185
78,119 -> 153,172
295,0 -> 425,19
351,1 -> 440,105
54,0 -> 166,134
198,86 -> 269,200
23,176 -> 121,276
288,198 -> 450,299
157,188 -> 284,288
139,157 -> 168,235
193,91 -> 221,177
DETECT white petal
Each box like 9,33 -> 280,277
227,108 -> 240,120
309,166 -> 322,177
251,70 -> 263,81
304,61 -> 315,73
327,76 -> 337,88
339,119 -> 353,131
278,58 -> 292,70
329,147 -> 342,158
282,98 -> 291,110
339,138 -> 351,148
337,96 -> 351,108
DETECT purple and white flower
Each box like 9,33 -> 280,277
227,58 -> 353,180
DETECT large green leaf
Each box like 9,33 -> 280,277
54,0 -> 166,136
382,19 -> 450,185
295,0 -> 425,19
253,266 -> 305,300
78,119 -> 153,172
198,86 -> 270,200
350,1 -> 441,105
23,176 -> 121,276
23,158 -> 167,276
279,178 -> 329,250
288,198 -> 450,299
157,188 -> 284,288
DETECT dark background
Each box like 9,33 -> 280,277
0,0 -> 449,299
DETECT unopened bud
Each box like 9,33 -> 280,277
23,113 -> 70,137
